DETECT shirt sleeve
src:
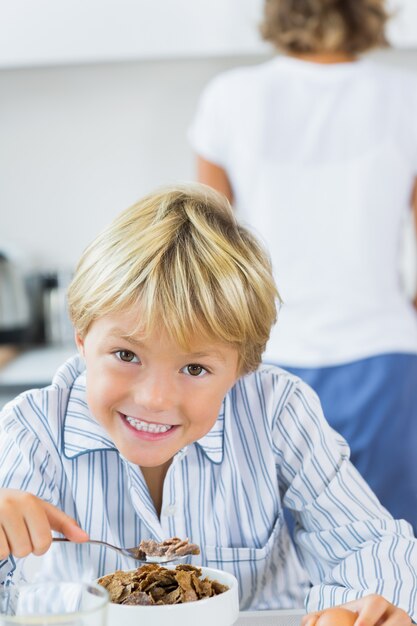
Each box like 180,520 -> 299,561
187,73 -> 233,168
272,378 -> 417,620
0,393 -> 61,583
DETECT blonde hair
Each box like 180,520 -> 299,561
260,0 -> 389,55
68,183 -> 279,373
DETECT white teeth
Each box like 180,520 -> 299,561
125,416 -> 172,434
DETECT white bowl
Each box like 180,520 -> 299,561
105,566 -> 239,626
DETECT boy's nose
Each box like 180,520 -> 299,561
133,373 -> 175,413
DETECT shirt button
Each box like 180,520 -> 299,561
162,504 -> 177,517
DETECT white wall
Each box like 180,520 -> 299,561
0,55 -> 243,270
0,49 -> 416,291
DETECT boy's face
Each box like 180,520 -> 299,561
75,309 -> 240,468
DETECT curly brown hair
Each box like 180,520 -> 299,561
260,0 -> 389,55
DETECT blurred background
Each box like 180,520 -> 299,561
0,0 -> 416,406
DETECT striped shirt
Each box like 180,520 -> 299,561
0,355 -> 416,617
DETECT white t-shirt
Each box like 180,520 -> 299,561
189,56 -> 417,366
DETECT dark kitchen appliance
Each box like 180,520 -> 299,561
0,251 -> 32,344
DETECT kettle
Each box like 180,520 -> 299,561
0,251 -> 31,343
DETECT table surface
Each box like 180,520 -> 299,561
236,610 -> 304,626
104,609 -> 304,626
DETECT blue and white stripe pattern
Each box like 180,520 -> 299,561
0,355 -> 416,617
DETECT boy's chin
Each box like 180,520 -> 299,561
119,444 -> 176,469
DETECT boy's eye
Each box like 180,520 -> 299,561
116,350 -> 139,363
183,364 -> 206,377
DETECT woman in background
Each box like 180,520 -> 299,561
189,0 -> 417,533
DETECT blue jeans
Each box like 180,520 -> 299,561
274,353 -> 417,536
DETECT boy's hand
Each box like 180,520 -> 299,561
302,594 -> 412,626
0,488 -> 89,559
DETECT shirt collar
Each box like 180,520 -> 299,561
194,400 -> 225,464
59,356 -> 117,459
60,355 -> 226,463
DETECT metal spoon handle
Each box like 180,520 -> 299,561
52,537 -> 118,550
51,537 -> 131,558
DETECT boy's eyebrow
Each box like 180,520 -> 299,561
186,351 -> 227,363
118,333 -> 143,345
107,328 -> 147,347
107,329 -> 143,345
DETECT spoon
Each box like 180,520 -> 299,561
52,537 -> 197,564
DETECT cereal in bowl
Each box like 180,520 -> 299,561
98,564 -> 229,605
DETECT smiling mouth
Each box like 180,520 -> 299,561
124,415 -> 173,434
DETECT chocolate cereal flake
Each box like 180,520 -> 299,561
134,537 -> 201,560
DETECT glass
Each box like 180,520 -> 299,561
0,581 -> 108,625
1,543 -> 111,626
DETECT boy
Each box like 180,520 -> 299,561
0,184 -> 415,624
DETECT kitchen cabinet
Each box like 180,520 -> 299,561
1,0 -> 415,70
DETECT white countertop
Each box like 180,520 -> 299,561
0,345 -> 76,387
105,610 -> 304,626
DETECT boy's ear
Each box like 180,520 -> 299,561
74,332 -> 85,356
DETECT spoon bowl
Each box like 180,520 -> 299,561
52,538 -> 197,564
